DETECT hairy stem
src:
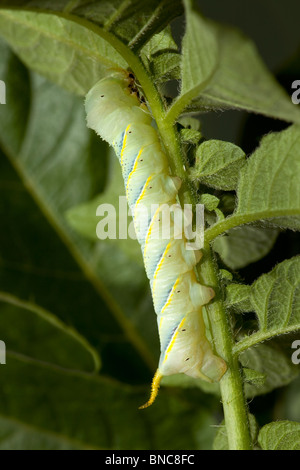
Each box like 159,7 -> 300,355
205,210 -> 300,242
198,246 -> 252,450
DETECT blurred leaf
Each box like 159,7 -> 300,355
258,421 -> 300,450
0,356 -> 219,450
0,292 -> 100,372
0,40 -> 156,377
0,116 -> 150,384
0,417 -> 82,450
162,374 -> 220,396
190,140 -> 246,191
280,375 -> 300,422
0,9 -> 127,95
185,23 -> 300,124
218,193 -> 236,216
214,226 -> 279,270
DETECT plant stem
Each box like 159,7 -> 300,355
205,210 -> 300,243
198,246 -> 253,450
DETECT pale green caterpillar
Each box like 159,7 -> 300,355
85,70 -> 226,408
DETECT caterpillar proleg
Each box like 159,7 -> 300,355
85,70 -> 227,408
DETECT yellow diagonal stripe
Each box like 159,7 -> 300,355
162,317 -> 186,364
120,124 -> 131,166
126,147 -> 144,196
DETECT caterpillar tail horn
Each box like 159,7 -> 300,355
139,369 -> 163,409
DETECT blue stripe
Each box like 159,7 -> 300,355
161,325 -> 178,354
153,283 -> 174,315
159,319 -> 184,360
112,130 -> 125,161
122,150 -> 141,183
137,213 -> 152,247
144,247 -> 164,279
149,248 -> 164,279
127,181 -> 147,209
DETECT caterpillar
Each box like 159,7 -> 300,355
85,70 -> 227,408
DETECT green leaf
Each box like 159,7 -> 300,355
0,292 -> 100,372
140,26 -> 181,83
179,116 -> 202,144
0,9 -> 127,95
190,140 -> 246,191
199,193 -> 219,211
181,0 -> 218,94
213,414 -> 258,450
258,421 -> 300,450
219,269 -> 233,281
0,0 -> 183,52
213,226 -> 279,270
242,368 -> 266,387
225,283 -> 252,313
236,126 -> 300,229
186,24 -> 300,124
71,0 -> 183,52
167,0 -> 218,121
252,257 -> 300,332
206,126 -> 300,241
239,339 -> 299,398
235,257 -> 300,354
180,128 -> 202,145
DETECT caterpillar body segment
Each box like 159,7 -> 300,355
85,71 -> 227,408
